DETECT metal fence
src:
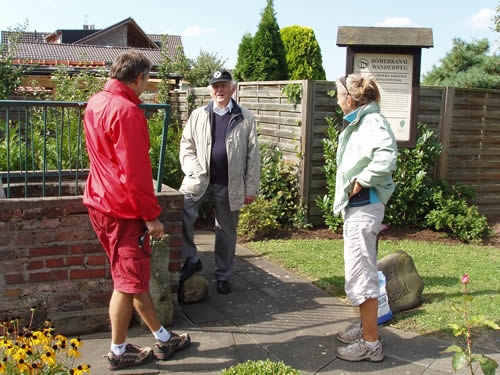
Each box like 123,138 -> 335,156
0,100 -> 171,198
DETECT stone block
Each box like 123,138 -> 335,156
378,250 -> 424,313
178,275 -> 209,304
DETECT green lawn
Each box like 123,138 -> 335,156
245,238 -> 500,341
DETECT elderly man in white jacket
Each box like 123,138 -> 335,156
179,70 -> 260,295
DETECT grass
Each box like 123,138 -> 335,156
245,238 -> 500,341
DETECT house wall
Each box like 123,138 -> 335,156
79,25 -> 128,47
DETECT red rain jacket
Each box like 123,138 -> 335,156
83,79 -> 161,221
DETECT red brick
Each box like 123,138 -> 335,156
71,242 -> 102,254
87,255 -> 107,266
169,250 -> 181,260
67,256 -> 86,266
169,262 -> 181,273
27,260 -> 44,270
29,270 -> 67,282
46,258 -> 65,268
54,230 -> 95,242
169,238 -> 182,248
5,273 -> 26,284
30,246 -> 68,257
70,269 -> 106,280
166,224 -> 183,233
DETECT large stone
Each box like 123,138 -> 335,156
178,275 -> 209,303
147,234 -> 173,326
378,250 -> 424,313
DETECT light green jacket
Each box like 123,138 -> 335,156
333,101 -> 398,215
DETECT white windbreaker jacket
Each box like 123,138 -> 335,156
179,99 -> 260,211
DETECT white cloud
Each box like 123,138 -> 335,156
182,25 -> 216,37
468,8 -> 495,30
375,17 -> 414,27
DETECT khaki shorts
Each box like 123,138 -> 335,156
88,207 -> 151,294
342,202 -> 384,306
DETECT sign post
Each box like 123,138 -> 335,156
337,27 -> 433,147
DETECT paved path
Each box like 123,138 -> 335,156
79,231 -> 500,374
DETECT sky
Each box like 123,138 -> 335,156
0,0 -> 498,81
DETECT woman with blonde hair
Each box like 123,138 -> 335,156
333,73 -> 397,362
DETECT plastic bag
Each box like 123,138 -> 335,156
377,270 -> 393,324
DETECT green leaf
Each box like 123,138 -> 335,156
441,344 -> 463,354
482,319 -> 500,330
479,354 -> 498,375
451,352 -> 468,371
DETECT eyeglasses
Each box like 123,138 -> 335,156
138,230 -> 152,257
339,76 -> 351,97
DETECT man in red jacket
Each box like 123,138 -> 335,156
83,51 -> 190,371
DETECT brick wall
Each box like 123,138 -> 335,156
0,184 -> 183,333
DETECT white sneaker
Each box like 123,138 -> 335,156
336,338 -> 384,362
337,322 -> 363,344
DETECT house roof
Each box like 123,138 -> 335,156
1,17 -> 183,69
13,42 -> 166,67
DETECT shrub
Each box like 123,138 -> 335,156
317,117 -> 492,243
221,359 -> 301,375
237,143 -> 310,238
238,196 -> 279,241
148,111 -> 184,189
425,182 -> 491,243
385,122 -> 443,226
315,112 -> 343,232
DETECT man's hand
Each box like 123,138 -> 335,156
244,195 -> 255,205
145,218 -> 165,239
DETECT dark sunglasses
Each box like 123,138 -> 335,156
138,230 -> 152,257
339,75 -> 351,96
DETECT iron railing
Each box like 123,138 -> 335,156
0,100 -> 171,198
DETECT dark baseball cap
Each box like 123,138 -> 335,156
209,70 -> 232,85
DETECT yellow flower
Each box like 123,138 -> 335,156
70,338 -> 82,348
40,347 -> 56,366
71,363 -> 91,374
16,358 -> 30,373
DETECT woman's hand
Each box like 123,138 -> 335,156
348,182 -> 362,199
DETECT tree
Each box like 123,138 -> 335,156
184,50 -> 227,87
0,21 -> 29,99
156,35 -> 191,103
235,0 -> 288,81
234,33 -> 255,82
422,38 -> 500,89
280,25 -> 326,80
495,1 -> 499,32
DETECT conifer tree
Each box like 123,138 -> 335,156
422,38 -> 500,89
234,33 -> 254,82
236,0 -> 288,81
280,25 -> 326,80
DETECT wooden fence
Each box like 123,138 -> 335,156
164,82 -> 500,223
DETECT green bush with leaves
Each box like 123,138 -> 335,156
238,144 -> 310,239
385,122 -> 443,226
148,111 -> 184,189
315,112 -> 343,232
425,182 -> 491,243
237,196 -> 280,240
317,117 -> 491,243
221,359 -> 301,375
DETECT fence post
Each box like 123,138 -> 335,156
436,86 -> 455,180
